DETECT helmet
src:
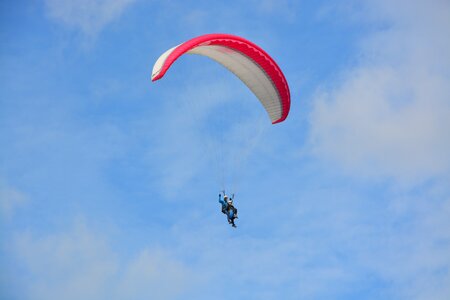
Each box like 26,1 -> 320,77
224,195 -> 229,200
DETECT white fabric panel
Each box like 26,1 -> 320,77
151,45 -> 178,80
187,46 -> 282,122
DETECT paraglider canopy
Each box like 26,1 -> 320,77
151,33 -> 290,124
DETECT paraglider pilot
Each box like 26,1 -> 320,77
219,191 -> 238,228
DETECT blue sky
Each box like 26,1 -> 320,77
1,0 -> 450,299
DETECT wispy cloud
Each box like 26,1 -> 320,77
6,181 -> 450,300
116,248 -> 192,300
14,221 -> 118,300
308,0 -> 450,184
0,180 -> 27,221
44,0 -> 136,37
12,220 -> 195,300
252,0 -> 298,21
355,186 -> 450,300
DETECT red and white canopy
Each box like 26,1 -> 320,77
151,34 -> 290,124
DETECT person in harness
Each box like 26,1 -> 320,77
218,191 -> 238,228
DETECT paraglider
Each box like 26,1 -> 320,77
219,191 -> 238,228
151,33 -> 291,227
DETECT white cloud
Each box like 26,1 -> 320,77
308,0 -> 450,184
116,248 -> 191,300
13,220 -> 194,300
253,0 -> 298,21
6,185 -> 450,299
15,221 -> 118,300
357,190 -> 450,300
0,180 -> 27,221
44,0 -> 136,36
